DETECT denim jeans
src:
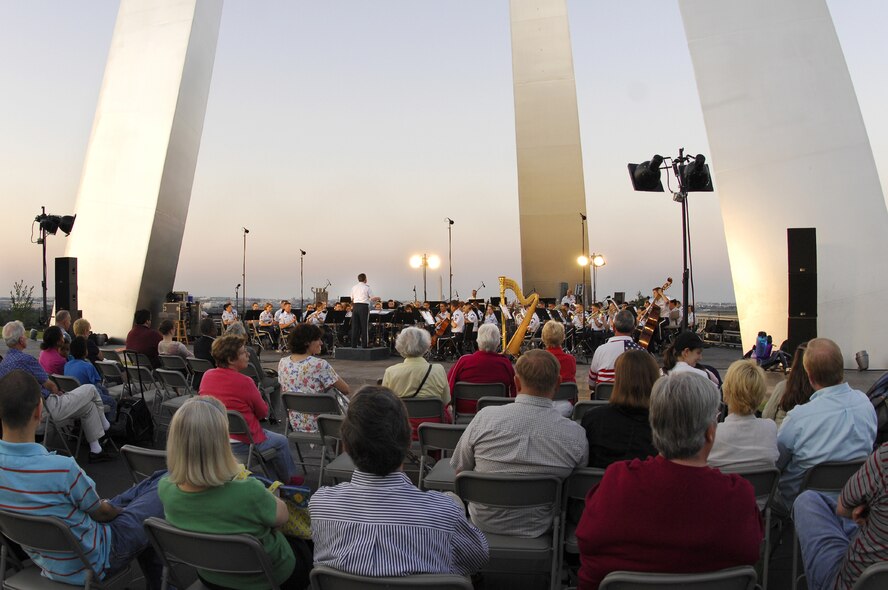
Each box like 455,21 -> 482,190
107,470 -> 167,590
232,429 -> 297,482
793,490 -> 858,590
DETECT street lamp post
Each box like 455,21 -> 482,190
242,227 -> 249,317
591,253 -> 606,303
410,253 -> 441,302
576,254 -> 589,329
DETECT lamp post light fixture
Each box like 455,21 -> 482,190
410,253 -> 441,302
591,253 -> 606,303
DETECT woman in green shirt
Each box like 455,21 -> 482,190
158,396 -> 310,589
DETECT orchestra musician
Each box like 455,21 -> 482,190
221,302 -> 238,327
277,301 -> 297,349
484,304 -> 498,325
258,303 -> 280,347
450,301 -> 466,355
561,288 -> 576,308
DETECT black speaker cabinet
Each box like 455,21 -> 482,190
788,228 -> 817,274
788,274 -> 817,317
613,292 -> 625,304
787,317 -> 817,352
54,257 -> 78,314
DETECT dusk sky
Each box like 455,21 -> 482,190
1,1 -> 885,305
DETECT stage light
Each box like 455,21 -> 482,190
409,255 -> 423,269
680,154 -> 714,192
628,155 -> 664,192
428,255 -> 441,269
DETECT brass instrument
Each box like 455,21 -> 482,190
499,276 -> 540,356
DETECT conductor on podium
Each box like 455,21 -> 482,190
350,273 -> 380,348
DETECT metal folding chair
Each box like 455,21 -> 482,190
282,392 -> 342,479
570,400 -> 609,422
185,357 -> 214,390
310,565 -> 473,589
559,467 -> 606,577
417,423 -> 467,492
120,445 -> 167,484
852,562 -> 888,590
735,467 -> 780,590
49,374 -> 81,393
593,382 -> 614,401
476,396 -> 515,412
317,414 -> 355,486
451,382 -> 506,424
599,565 -> 758,589
225,410 -> 277,478
555,382 -> 579,404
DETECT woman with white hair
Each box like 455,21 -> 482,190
382,327 -> 451,422
447,323 -> 516,415
575,372 -> 763,588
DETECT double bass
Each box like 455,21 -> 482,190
637,277 -> 672,350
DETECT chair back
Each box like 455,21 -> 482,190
185,357 -> 214,376
594,382 -> 614,401
803,459 -> 867,492
226,410 -> 255,444
853,562 -> 888,590
476,396 -> 515,412
599,565 -> 758,589
123,350 -> 153,369
95,360 -> 125,385
125,365 -> 156,389
155,368 -> 192,393
143,516 -> 280,590
50,374 -> 81,393
0,510 -> 98,582
455,472 -> 561,510
418,423 -> 466,454
735,467 -> 780,506
555,382 -> 579,403
571,399 -> 608,421
158,354 -> 189,372
563,467 -> 606,533
452,382 -> 507,421
310,565 -> 472,589
282,392 -> 342,416
317,414 -> 344,445
102,349 -> 124,365
121,445 -> 167,484
240,363 -> 261,385
402,397 -> 446,420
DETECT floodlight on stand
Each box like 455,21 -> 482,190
427,255 -> 441,269
679,154 -> 714,192
409,255 -> 423,269
577,255 -> 589,267
627,155 -> 665,192
592,254 -> 606,268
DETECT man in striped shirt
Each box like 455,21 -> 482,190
0,370 -> 165,588
310,386 -> 488,577
587,310 -> 644,392
794,443 -> 888,590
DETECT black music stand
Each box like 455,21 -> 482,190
243,310 -> 261,322
535,309 -> 550,322
392,309 -> 421,325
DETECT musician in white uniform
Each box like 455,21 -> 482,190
561,289 -> 576,307
450,301 -> 466,355
350,273 -> 379,348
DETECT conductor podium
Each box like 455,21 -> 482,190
334,347 -> 389,361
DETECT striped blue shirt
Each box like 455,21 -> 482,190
309,471 -> 488,577
0,440 -> 111,584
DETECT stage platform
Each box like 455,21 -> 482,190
334,346 -> 390,361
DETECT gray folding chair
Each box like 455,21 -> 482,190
143,516 -> 279,590
282,392 -> 342,478
0,510 -> 132,590
226,410 -> 277,478
124,365 -> 161,408
852,562 -> 888,590
593,382 -> 614,401
317,414 -> 355,486
310,565 -> 473,589
402,397 -> 446,426
95,360 -> 126,389
417,423 -> 467,492
120,445 -> 167,484
239,364 -> 261,385
792,459 -> 867,590
154,369 -> 194,429
185,357 -> 214,389
555,382 -> 579,403
101,349 -> 124,365
455,472 -> 562,590
560,467 -> 606,575
158,354 -> 190,374
599,565 -> 758,589
49,374 -> 81,393
123,350 -> 153,369
476,396 -> 515,412
452,382 -> 506,424
735,467 -> 780,590
41,401 -> 83,460
571,399 -> 609,422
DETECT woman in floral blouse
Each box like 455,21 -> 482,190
278,324 -> 350,432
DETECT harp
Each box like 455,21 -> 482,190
499,276 -> 540,356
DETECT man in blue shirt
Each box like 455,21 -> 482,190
776,338 -> 877,509
0,370 -> 165,588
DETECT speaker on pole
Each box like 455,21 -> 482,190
54,257 -> 78,316
786,228 -> 816,352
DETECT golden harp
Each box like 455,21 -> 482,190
499,276 -> 540,356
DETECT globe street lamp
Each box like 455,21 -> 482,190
591,253 -> 606,303
410,253 -> 441,302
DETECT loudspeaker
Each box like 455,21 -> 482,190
788,274 -> 817,317
613,292 -> 625,304
54,257 -> 78,314
787,317 -> 817,351
788,228 -> 817,274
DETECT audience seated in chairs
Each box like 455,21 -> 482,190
794,442 -> 888,590
38,326 -> 68,376
0,320 -> 114,460
200,334 -> 301,485
157,319 -> 194,359
576,371 -> 763,589
278,324 -> 350,433
310,386 -> 488,577
775,338 -> 876,511
707,360 -> 778,472
382,327 -> 452,423
447,324 -> 516,416
0,370 -> 166,588
194,317 -> 217,366
125,308 -> 163,369
762,342 -> 813,428
451,349 -> 587,537
65,336 -> 117,419
581,349 -> 659,469
158,395 -> 312,590
72,317 -> 104,363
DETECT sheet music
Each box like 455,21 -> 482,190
500,304 -> 512,320
420,310 -> 435,325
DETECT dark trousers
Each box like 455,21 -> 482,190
350,303 -> 370,348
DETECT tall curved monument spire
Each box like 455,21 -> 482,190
65,0 -> 223,337
679,0 -> 888,365
509,0 -> 588,298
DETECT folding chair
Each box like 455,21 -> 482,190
593,382 -> 614,401
0,510 -> 132,590
560,467 -> 606,577
735,467 -> 780,590
417,423 -> 467,492
317,414 -> 355,486
185,357 -> 214,390
310,565 -> 473,589
143,516 -> 280,590
555,382 -> 579,404
571,400 -> 609,422
792,459 -> 867,590
282,392 -> 342,478
476,396 -> 515,412
455,472 -> 562,590
226,410 -> 277,478
452,382 -> 506,424
50,374 -> 81,393
599,565 -> 758,589
124,365 -> 161,410
853,562 -> 888,590
101,349 -> 125,366
123,350 -> 153,370
249,322 -> 273,353
41,401 -> 83,460
95,360 -> 126,389
120,445 -> 167,484
402,397 -> 447,439
158,354 -> 190,374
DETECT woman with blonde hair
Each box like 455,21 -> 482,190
158,396 -> 311,590
708,359 -> 778,471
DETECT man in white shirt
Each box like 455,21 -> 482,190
450,301 -> 466,355
350,273 -> 379,348
588,310 -> 645,392
561,289 -> 576,307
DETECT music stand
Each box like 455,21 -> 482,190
535,309 -> 550,322
324,310 -> 347,325
243,310 -> 261,322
